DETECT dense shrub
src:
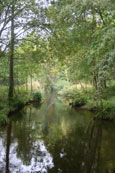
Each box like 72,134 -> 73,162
0,103 -> 4,110
0,110 -> 9,126
33,91 -> 42,102
13,99 -> 25,109
60,87 -> 88,107
103,96 -> 115,111
72,94 -> 86,106
8,97 -> 25,111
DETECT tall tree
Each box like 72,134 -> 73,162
9,3 -> 14,98
1,0 -> 50,97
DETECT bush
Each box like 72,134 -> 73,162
13,99 -> 25,109
0,109 -> 9,127
33,91 -> 42,102
0,103 -> 4,110
103,96 -> 115,111
71,91 -> 87,107
8,97 -> 25,111
60,87 -> 88,107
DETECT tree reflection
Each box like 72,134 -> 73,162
0,96 -> 115,173
43,120 -> 104,173
12,108 -> 38,165
6,122 -> 12,173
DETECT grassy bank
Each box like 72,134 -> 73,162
56,80 -> 115,121
0,86 -> 42,127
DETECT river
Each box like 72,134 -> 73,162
0,94 -> 115,173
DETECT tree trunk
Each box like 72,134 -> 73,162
8,4 -> 14,98
31,71 -> 33,93
17,70 -> 20,93
93,72 -> 98,90
26,75 -> 28,91
103,80 -> 106,88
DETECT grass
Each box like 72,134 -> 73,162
100,86 -> 115,120
0,85 -> 43,127
56,80 -> 115,121
0,86 -> 9,126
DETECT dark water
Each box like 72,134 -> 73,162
0,95 -> 115,173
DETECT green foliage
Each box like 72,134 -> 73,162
103,97 -> 115,112
0,109 -> 9,127
9,97 -> 25,111
48,0 -> 115,85
72,92 -> 87,107
55,79 -> 71,91
8,88 -> 33,112
58,85 -> 88,107
102,86 -> 115,100
101,86 -> 115,118
0,85 -> 42,126
33,91 -> 42,102
0,0 -> 115,121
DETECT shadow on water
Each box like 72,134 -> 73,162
0,93 -> 115,173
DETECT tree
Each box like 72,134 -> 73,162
48,0 -> 115,84
0,0 -> 51,97
9,3 -> 14,98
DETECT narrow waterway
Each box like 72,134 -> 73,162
0,94 -> 115,173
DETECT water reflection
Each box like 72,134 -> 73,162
0,95 -> 115,173
0,122 -> 54,173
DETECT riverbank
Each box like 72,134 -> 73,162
0,94 -> 114,173
84,86 -> 115,121
57,84 -> 115,121
0,87 -> 42,127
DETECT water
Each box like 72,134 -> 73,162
0,94 -> 115,173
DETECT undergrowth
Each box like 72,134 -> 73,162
0,86 -> 42,127
57,82 -> 115,120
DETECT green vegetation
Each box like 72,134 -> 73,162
0,86 -> 42,126
0,0 -> 115,126
33,91 -> 42,103
56,80 -> 115,120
